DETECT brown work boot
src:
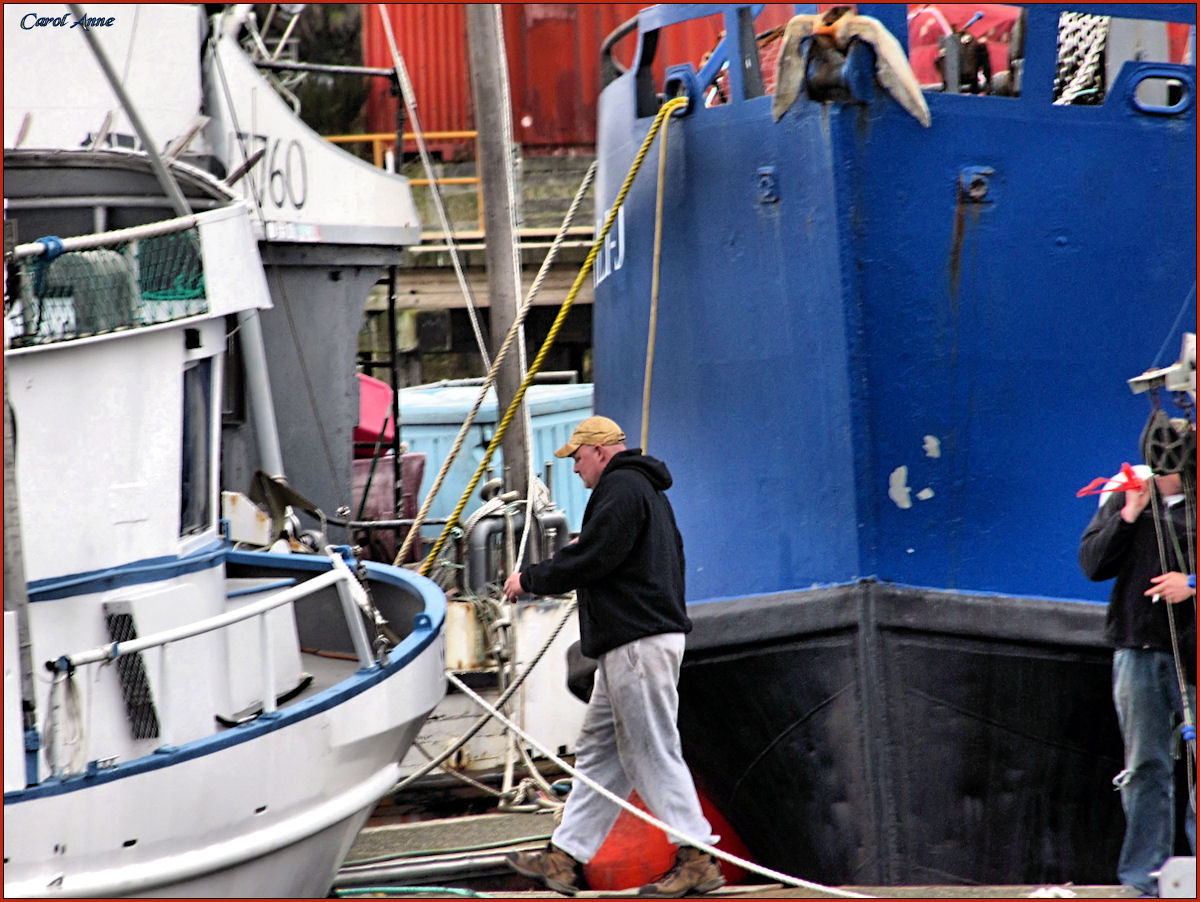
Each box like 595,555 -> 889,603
505,843 -> 588,896
637,846 -> 726,898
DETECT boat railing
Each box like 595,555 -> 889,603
7,204 -> 264,349
325,129 -> 487,234
45,549 -> 377,776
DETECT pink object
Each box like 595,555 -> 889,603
355,372 -> 395,457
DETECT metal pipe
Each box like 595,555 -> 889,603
156,644 -> 172,743
387,265 -> 402,517
258,614 -> 278,714
6,196 -> 225,214
331,557 -> 378,668
236,308 -> 287,478
466,510 -> 569,594
13,211 -> 203,260
334,853 -> 512,888
329,516 -> 452,529
416,371 -> 579,389
254,59 -> 396,78
68,4 -> 191,219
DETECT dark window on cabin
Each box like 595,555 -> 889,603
222,322 -> 246,424
180,358 -> 212,536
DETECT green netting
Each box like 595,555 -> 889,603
137,231 -> 207,325
10,226 -> 209,346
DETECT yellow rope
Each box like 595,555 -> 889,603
641,108 -> 672,453
392,161 -> 598,567
419,95 -> 690,577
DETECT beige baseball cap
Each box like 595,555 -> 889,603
554,415 -> 626,458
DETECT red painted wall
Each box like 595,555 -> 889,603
362,3 -> 795,157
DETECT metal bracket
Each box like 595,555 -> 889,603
756,167 -> 779,204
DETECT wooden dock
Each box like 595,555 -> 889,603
334,810 -> 1146,899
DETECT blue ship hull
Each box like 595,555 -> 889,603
592,3 -> 1195,886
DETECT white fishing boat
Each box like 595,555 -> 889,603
2,200 -> 446,898
5,7 -> 592,880
3,5 -> 447,897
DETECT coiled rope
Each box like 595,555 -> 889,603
417,95 -> 691,578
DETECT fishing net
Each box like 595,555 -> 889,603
8,226 -> 207,347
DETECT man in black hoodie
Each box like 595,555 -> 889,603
501,416 -> 724,899
1079,452 -> 1196,897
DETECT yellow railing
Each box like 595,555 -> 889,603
326,131 -> 595,246
326,130 -> 478,171
326,130 -> 484,233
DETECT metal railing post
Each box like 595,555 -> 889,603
157,643 -> 171,745
334,579 -> 376,669
259,613 -> 278,715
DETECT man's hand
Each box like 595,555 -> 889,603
1121,482 -> 1152,523
1145,572 -> 1196,604
503,571 -> 525,602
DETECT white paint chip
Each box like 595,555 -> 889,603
888,466 -> 912,509
923,435 -> 941,458
916,488 -> 934,501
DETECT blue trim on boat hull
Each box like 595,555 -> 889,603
26,539 -> 227,602
5,549 -> 446,804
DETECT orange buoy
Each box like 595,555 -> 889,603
583,792 -> 675,890
582,786 -> 755,890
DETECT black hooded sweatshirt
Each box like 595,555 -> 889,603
1079,485 -> 1196,683
519,448 -> 690,658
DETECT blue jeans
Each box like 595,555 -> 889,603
1111,648 -> 1196,895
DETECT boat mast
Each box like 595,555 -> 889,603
466,4 -> 529,501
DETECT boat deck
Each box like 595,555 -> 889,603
337,810 -> 1144,899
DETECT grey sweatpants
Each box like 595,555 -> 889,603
551,632 -> 717,863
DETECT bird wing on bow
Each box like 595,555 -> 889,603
836,15 -> 931,127
771,11 -> 932,128
771,16 -> 818,122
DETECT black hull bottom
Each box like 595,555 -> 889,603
678,581 -> 1184,887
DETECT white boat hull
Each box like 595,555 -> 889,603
4,637 -> 444,898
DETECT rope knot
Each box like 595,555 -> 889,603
37,236 -> 65,261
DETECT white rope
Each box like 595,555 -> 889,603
374,4 -> 492,369
1053,12 -> 1110,105
390,596 -> 578,793
446,671 -> 873,898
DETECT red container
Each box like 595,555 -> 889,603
362,4 -> 796,157
362,3 -> 473,159
354,372 -> 395,455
